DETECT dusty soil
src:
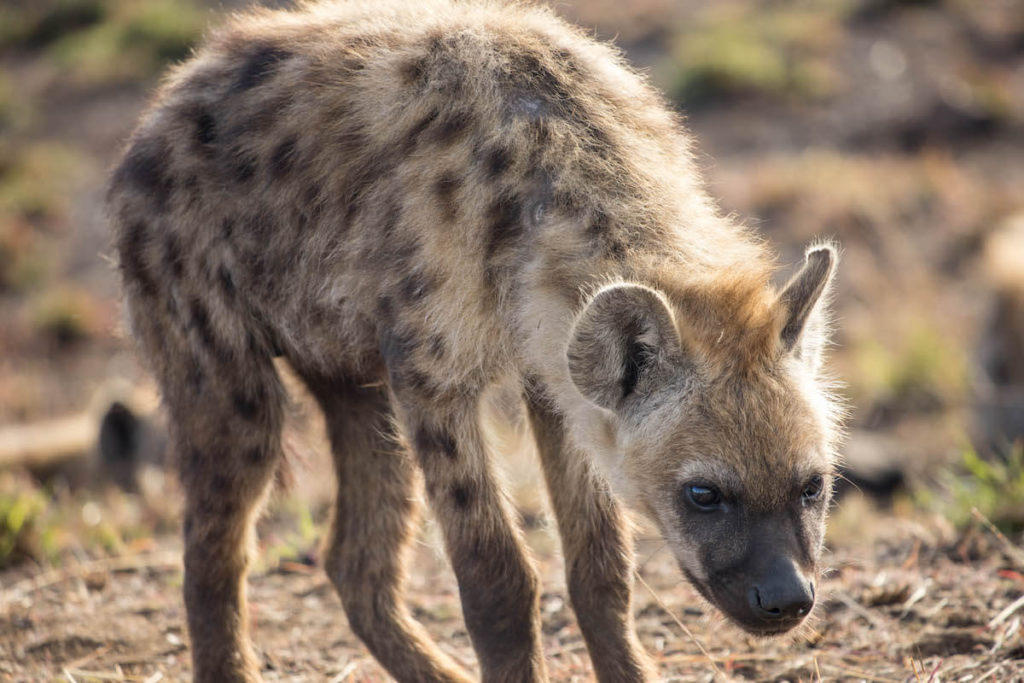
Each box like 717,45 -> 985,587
2,508 -> 1024,682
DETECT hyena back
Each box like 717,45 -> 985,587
107,1 -> 842,681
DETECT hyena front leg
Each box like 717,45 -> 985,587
391,389 -> 548,682
299,372 -> 474,683
525,386 -> 655,683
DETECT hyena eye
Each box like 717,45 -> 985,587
801,475 -> 825,505
684,483 -> 723,511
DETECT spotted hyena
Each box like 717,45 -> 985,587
107,1 -> 842,681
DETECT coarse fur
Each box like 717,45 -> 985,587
106,1 -> 843,681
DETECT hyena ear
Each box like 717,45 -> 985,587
778,244 -> 837,369
568,284 -> 683,411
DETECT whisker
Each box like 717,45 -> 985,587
833,470 -> 862,496
634,570 -> 725,680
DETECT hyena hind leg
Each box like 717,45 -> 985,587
300,372 -> 475,683
155,341 -> 287,682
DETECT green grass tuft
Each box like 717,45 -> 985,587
853,322 -> 967,411
46,0 -> 207,86
0,486 -> 47,569
0,0 -> 106,52
667,3 -> 846,106
922,441 -> 1024,533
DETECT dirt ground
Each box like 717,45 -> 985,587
3,500 -> 1024,682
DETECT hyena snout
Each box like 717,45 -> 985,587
706,553 -> 817,636
748,556 -> 815,624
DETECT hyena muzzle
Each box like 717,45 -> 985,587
107,1 -> 842,681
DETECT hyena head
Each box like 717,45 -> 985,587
567,245 -> 840,635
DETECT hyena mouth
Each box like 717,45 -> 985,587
683,568 -> 814,636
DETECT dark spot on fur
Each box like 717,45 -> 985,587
581,119 -> 614,152
303,183 -> 322,207
232,152 -> 258,184
183,513 -> 194,536
244,447 -> 264,465
233,44 -> 292,92
399,272 -> 432,303
484,145 -> 512,179
427,334 -> 446,359
341,55 -> 365,72
163,233 -> 184,279
197,495 -> 235,516
551,188 -> 582,216
400,56 -> 428,86
270,135 -> 298,179
188,298 -> 219,355
194,108 -> 216,148
246,331 -> 265,357
609,239 -> 627,261
404,108 -> 439,151
218,265 -> 236,300
414,424 -> 457,460
118,220 -> 157,298
452,483 -> 472,508
376,296 -> 394,320
341,147 -> 402,226
434,171 -> 460,222
553,48 -> 583,74
588,209 -> 610,237
183,446 -> 203,471
366,199 -> 419,269
186,365 -> 204,392
506,51 -> 570,108
531,118 -> 552,146
485,193 -> 523,260
232,389 -> 260,421
211,474 -> 230,494
221,218 -> 235,240
113,136 -> 175,212
431,109 -> 473,145
405,369 -> 439,399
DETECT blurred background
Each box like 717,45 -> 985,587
0,0 -> 1022,680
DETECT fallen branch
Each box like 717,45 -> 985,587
0,414 -> 95,469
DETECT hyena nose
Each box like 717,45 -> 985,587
750,560 -> 815,620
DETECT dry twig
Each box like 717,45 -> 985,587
972,507 -> 1024,568
633,570 -> 724,680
